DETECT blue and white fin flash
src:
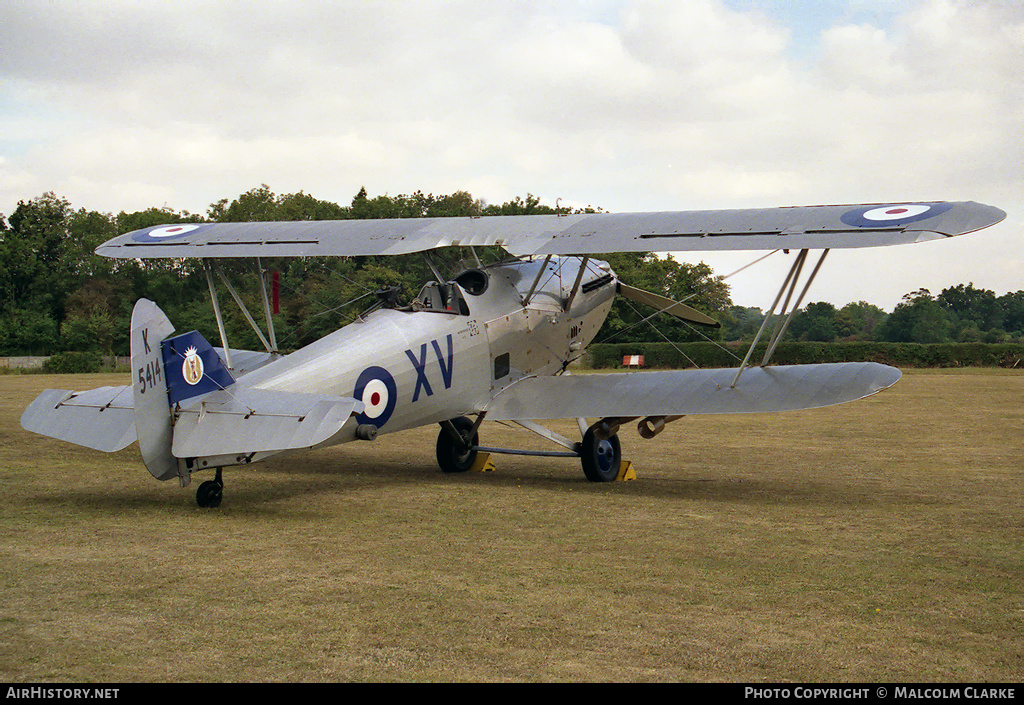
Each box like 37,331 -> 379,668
161,331 -> 235,406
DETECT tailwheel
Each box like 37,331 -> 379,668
436,416 -> 479,473
580,427 -> 622,482
196,469 -> 223,508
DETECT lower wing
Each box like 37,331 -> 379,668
483,363 -> 901,420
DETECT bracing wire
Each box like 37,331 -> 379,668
595,249 -> 782,359
621,300 -> 701,369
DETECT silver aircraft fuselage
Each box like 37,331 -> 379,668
236,256 -> 617,445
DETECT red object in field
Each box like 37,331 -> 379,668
272,271 -> 280,314
623,355 -> 644,367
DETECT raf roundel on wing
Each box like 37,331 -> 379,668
840,202 -> 954,228
132,224 -> 208,243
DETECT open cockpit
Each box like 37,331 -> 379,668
409,268 -> 489,316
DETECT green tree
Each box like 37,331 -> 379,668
209,185 -> 349,222
349,187 -> 424,219
0,193 -> 96,353
878,289 -> 954,343
481,193 -> 553,216
998,291 -> 1024,338
787,302 -> 840,342
597,254 -> 731,344
0,308 -> 59,356
424,190 -> 484,218
720,305 -> 765,342
1,193 -> 73,317
938,283 -> 1004,339
61,278 -> 132,356
838,301 -> 887,341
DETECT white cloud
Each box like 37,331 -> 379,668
818,23 -> 908,89
0,0 -> 1020,310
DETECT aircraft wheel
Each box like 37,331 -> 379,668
436,417 -> 478,473
196,479 -> 223,508
580,427 -> 621,482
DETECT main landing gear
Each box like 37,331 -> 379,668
196,468 -> 223,508
436,416 -> 479,474
435,415 -> 626,482
579,427 -> 622,482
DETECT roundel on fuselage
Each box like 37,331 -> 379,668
354,366 -> 397,427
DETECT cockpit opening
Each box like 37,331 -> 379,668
454,269 -> 489,296
413,281 -> 471,315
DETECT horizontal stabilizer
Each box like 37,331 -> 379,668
618,282 -> 720,327
484,363 -> 901,420
171,387 -> 363,457
21,386 -> 137,452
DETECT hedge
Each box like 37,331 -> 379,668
41,351 -> 103,374
586,342 -> 1024,369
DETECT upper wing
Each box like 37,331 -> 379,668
95,201 -> 1005,259
482,362 -> 901,421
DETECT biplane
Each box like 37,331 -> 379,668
21,200 -> 1006,506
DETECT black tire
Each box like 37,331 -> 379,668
436,417 -> 479,473
196,479 -> 223,508
580,427 -> 621,482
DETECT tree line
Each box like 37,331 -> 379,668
1,185 -> 1021,359
745,285 -> 1024,346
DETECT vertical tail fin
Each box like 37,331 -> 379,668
130,299 -> 177,481
130,300 -> 239,481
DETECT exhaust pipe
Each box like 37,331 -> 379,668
637,415 -> 684,439
589,416 -> 638,440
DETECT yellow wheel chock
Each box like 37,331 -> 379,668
617,460 -> 637,481
470,452 -> 496,473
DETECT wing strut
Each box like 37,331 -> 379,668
423,253 -> 446,283
211,261 -> 276,354
760,249 -> 829,366
564,256 -> 590,311
731,248 -> 829,387
522,254 -> 552,306
202,258 -> 282,370
255,258 -> 279,353
203,260 -> 233,370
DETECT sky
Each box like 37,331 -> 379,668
1,0 -> 1020,311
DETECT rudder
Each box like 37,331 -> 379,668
130,299 -> 177,480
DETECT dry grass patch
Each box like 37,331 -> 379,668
1,371 -> 1021,681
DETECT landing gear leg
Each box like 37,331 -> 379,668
196,468 -> 223,508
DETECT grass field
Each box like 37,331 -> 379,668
1,370 -> 1021,682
